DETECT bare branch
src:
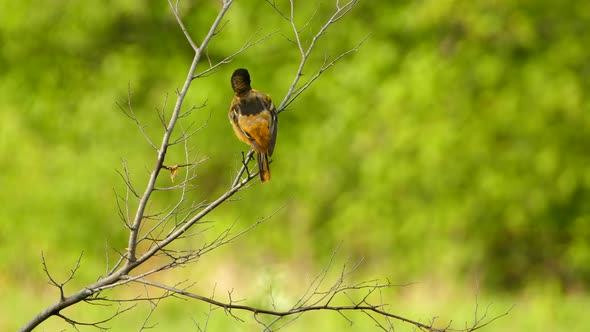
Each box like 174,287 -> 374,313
20,2 -> 507,332
125,0 -> 234,264
231,150 -> 256,188
124,276 -> 447,332
193,301 -> 213,332
113,188 -> 130,228
157,93 -> 169,129
298,5 -> 320,34
193,30 -> 278,79
275,0 -> 363,112
282,34 -> 369,111
168,0 -> 199,52
264,0 -> 290,21
115,159 -> 140,199
117,83 -> 159,151
138,285 -> 169,331
19,3 -> 237,330
56,304 -> 136,330
41,251 -> 84,302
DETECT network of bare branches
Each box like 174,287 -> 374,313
20,1 -> 509,331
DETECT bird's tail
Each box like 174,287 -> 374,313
257,152 -> 271,183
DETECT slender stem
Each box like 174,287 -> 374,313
18,3 -> 234,331
125,277 -> 437,331
126,0 -> 233,264
277,0 -> 359,112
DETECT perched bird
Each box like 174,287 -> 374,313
229,68 -> 278,183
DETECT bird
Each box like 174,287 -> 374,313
228,68 -> 278,183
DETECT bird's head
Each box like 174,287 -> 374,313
231,68 -> 252,95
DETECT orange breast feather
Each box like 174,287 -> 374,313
237,111 -> 272,153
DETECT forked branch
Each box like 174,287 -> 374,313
19,2 -> 234,331
265,0 -> 364,112
20,1 -> 508,331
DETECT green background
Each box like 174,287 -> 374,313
1,0 -> 589,331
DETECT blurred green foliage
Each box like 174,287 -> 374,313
1,0 -> 589,331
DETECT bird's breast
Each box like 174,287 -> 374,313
238,111 -> 272,152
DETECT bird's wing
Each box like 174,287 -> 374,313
231,101 -> 267,152
258,93 -> 278,156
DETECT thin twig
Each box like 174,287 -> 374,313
124,277 -> 441,331
193,30 -> 278,79
41,251 -> 84,301
20,2 -> 509,332
275,0 -> 362,112
125,0 -> 234,264
169,0 -> 199,52
18,3 -> 235,331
